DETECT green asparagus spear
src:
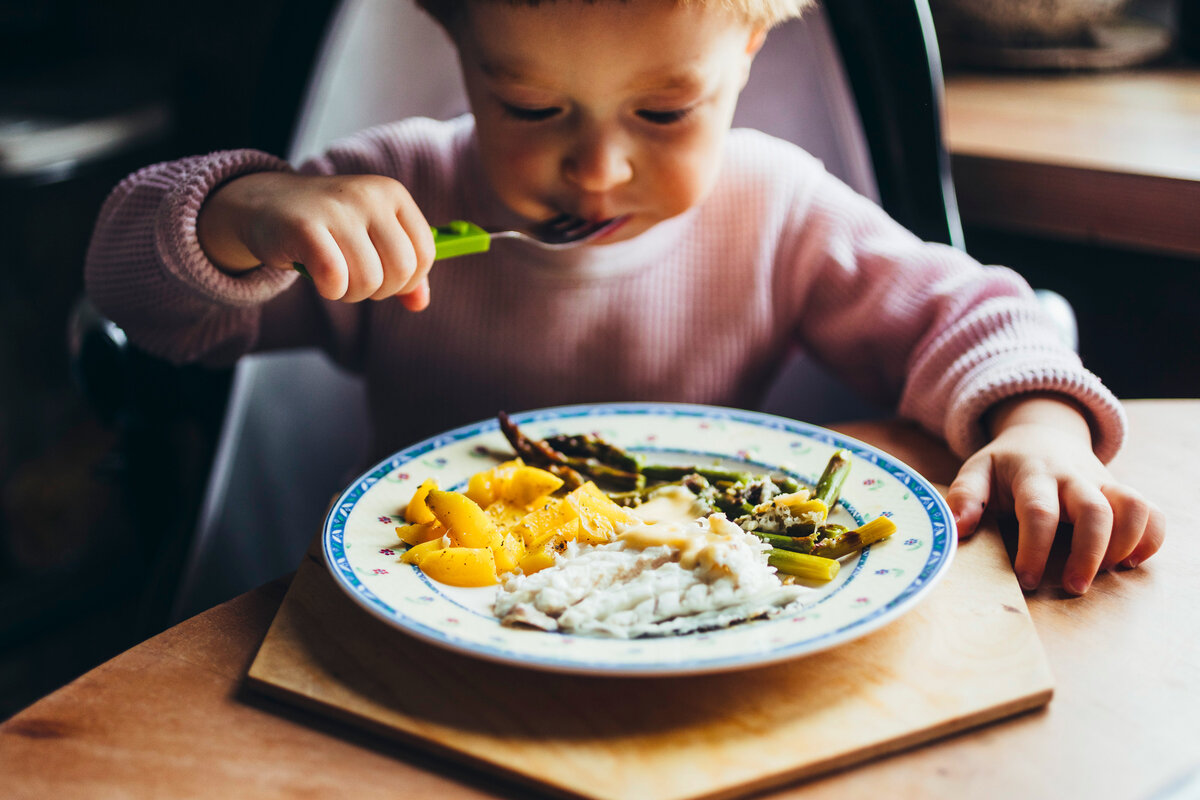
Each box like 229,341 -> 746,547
767,549 -> 840,581
543,433 -> 644,473
778,449 -> 853,537
808,516 -> 897,559
641,464 -> 756,484
498,414 -> 645,490
554,455 -> 645,491
752,526 -> 845,555
750,517 -> 895,560
813,449 -> 852,508
775,476 -> 803,494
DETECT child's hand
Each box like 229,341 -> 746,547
947,394 -> 1165,595
196,172 -> 436,311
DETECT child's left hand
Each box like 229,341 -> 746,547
946,393 -> 1165,595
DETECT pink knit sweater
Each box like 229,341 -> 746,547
85,116 -> 1125,461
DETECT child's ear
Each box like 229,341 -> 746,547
746,28 -> 768,57
740,28 -> 768,88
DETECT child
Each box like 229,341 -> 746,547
85,0 -> 1162,595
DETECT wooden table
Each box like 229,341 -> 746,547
944,68 -> 1200,258
2,399 -> 1197,799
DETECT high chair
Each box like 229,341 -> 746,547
71,0 -> 1077,625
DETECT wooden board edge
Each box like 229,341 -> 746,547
695,686 -> 1055,800
243,665 -> 1052,800
243,670 -> 596,800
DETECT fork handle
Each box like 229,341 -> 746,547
431,220 -> 491,260
293,220 -> 491,278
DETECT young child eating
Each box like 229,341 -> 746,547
84,0 -> 1163,594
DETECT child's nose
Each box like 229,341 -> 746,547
562,132 -> 633,193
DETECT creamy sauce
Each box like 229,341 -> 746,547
629,485 -> 706,525
618,515 -> 742,572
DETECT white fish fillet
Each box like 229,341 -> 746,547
494,516 -> 809,638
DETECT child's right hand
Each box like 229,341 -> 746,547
196,172 -> 437,311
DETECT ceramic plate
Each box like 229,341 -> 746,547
323,403 -> 955,676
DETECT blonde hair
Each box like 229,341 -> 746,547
416,0 -> 815,32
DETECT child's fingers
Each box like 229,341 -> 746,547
946,454 -> 992,538
397,278 -> 431,312
1120,501 -> 1166,569
291,227 -> 350,300
1099,485 -> 1151,570
1060,481 -> 1114,595
336,228 -> 385,303
366,221 -> 419,301
1011,470 -> 1061,590
394,205 -> 436,297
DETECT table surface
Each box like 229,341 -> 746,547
2,399 -> 1197,800
943,67 -> 1200,257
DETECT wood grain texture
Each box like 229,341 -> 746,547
944,70 -> 1200,180
943,68 -> 1200,256
245,510 -> 1051,800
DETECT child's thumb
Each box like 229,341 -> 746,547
946,456 -> 992,539
397,278 -> 430,312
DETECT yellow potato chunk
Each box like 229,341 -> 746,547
425,490 -> 502,549
500,465 -> 564,508
565,481 -> 639,545
491,532 -> 525,574
463,458 -> 524,507
404,465 -> 636,585
464,471 -> 496,509
400,537 -> 445,565
513,497 -> 579,549
405,478 -> 439,524
395,520 -> 447,546
484,499 -> 530,534
419,547 -> 499,587
517,539 -> 564,575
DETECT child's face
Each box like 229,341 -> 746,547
454,0 -> 765,244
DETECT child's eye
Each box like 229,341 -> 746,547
636,108 -> 693,125
501,103 -> 561,122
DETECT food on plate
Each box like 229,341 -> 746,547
393,413 -> 898,634
494,514 -> 808,637
396,458 -> 638,587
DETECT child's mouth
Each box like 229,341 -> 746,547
587,215 -> 631,242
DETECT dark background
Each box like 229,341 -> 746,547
0,0 -> 1196,719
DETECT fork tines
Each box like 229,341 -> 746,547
537,213 -> 606,244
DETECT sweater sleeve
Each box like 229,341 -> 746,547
84,117 -> 471,368
780,160 -> 1125,463
84,149 -> 310,366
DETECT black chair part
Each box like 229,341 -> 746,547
823,0 -> 966,250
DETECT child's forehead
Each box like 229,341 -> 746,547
424,0 -> 811,37
460,0 -> 750,43
459,0 -> 749,89
480,55 -> 708,94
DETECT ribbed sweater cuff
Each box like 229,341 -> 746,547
944,353 -> 1127,463
154,150 -> 298,307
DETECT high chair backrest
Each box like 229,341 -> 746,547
168,0 -> 966,622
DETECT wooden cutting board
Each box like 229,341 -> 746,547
247,517 -> 1052,800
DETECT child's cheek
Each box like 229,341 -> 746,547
502,143 -> 552,182
479,136 -> 553,216
505,150 -> 555,210
658,146 -> 722,217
